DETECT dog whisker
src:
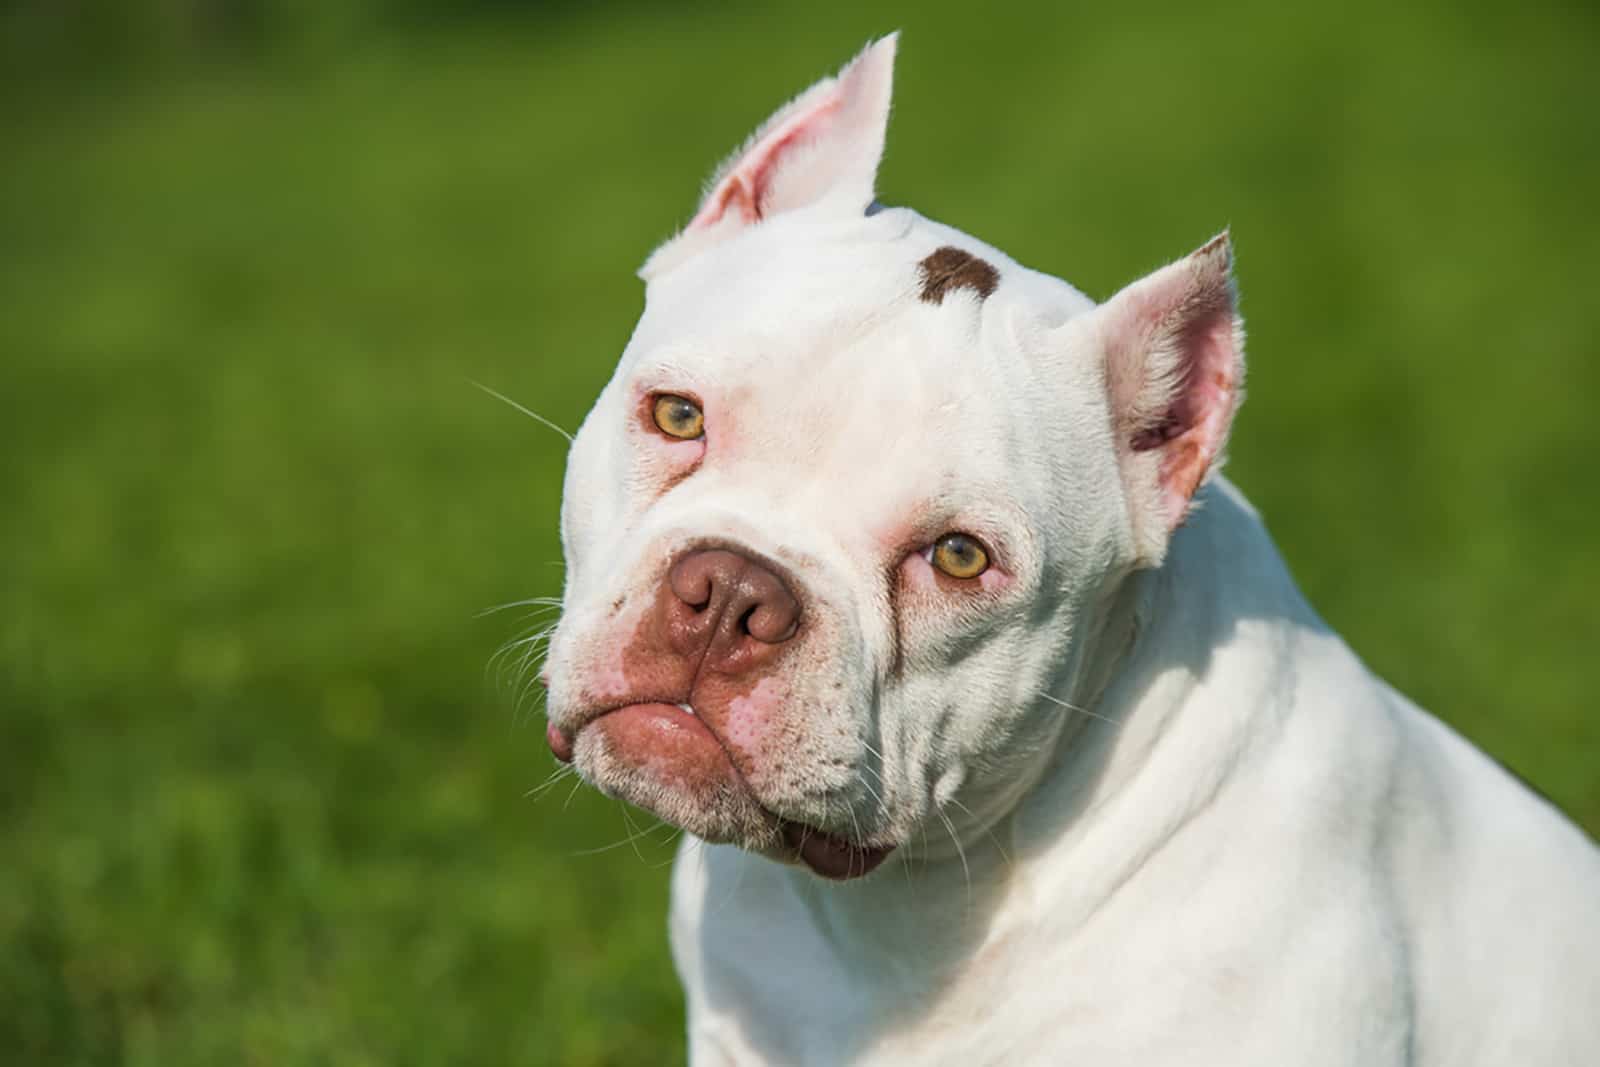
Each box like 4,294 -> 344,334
619,805 -> 652,865
476,597 -> 564,618
935,805 -> 972,909
469,378 -> 574,442
649,828 -> 687,869
524,763 -> 578,800
846,806 -> 867,871
486,617 -> 560,706
1037,691 -> 1124,728
945,795 -> 1013,873
569,811 -> 672,859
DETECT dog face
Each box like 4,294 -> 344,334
542,36 -> 1243,879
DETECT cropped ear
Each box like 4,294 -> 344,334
1097,232 -> 1245,563
639,34 -> 898,281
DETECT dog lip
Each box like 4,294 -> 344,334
570,696 -> 687,736
582,698 -> 769,804
583,697 -> 703,735
572,702 -> 890,876
780,820 -> 895,880
546,721 -> 575,763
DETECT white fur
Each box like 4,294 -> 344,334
544,38 -> 1600,1064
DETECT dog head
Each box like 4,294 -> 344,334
542,36 -> 1244,879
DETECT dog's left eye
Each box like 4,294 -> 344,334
930,533 -> 990,579
652,394 -> 705,440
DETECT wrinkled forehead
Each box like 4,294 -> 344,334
613,209 -> 1100,539
637,210 -> 918,335
624,207 -> 1093,415
634,207 -> 1089,333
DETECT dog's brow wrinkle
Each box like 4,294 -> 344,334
917,246 -> 1001,305
885,561 -> 906,678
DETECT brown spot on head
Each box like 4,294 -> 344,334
917,246 -> 1000,305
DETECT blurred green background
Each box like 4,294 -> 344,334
2,0 -> 1596,1063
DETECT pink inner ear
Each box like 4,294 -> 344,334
1131,293 -> 1239,526
688,91 -> 844,231
1110,232 -> 1240,533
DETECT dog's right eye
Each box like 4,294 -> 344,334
651,394 -> 705,440
930,533 -> 990,579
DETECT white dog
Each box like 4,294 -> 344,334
541,35 -> 1600,1065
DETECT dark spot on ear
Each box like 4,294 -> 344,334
917,246 -> 1000,305
864,199 -> 888,217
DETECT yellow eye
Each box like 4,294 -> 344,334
931,533 -> 990,580
651,394 -> 704,440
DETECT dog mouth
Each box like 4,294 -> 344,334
557,701 -> 894,880
779,820 -> 895,880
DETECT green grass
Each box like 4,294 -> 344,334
2,2 -> 1596,1062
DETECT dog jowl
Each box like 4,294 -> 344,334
534,34 -> 1600,1066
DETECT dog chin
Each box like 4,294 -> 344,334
574,704 -> 782,851
573,703 -> 896,879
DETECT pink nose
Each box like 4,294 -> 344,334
544,548 -> 802,764
659,548 -> 801,676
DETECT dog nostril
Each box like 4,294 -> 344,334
669,556 -> 718,611
667,547 -> 800,649
679,582 -> 712,611
743,600 -> 799,644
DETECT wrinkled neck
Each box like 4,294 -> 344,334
1009,477 -> 1318,926
770,480 -> 1312,967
